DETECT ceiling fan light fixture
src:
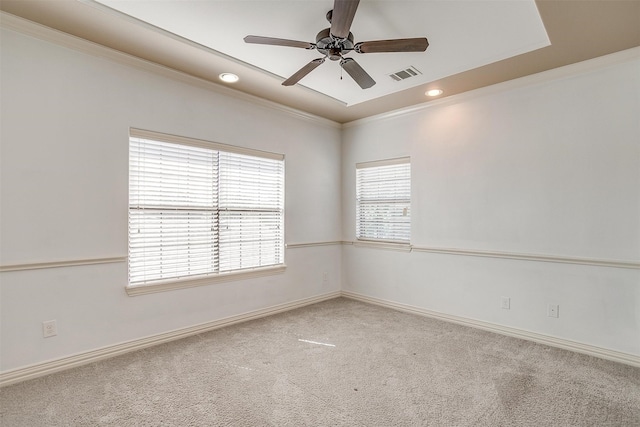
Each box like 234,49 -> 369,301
426,89 -> 443,97
243,0 -> 428,90
219,73 -> 239,83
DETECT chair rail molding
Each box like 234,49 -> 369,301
0,257 -> 127,272
344,241 -> 640,270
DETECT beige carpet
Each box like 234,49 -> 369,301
1,297 -> 639,426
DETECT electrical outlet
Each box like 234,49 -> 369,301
547,304 -> 559,318
322,272 -> 328,284
501,297 -> 510,310
43,320 -> 57,338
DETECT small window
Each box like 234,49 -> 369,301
356,157 -> 410,243
128,129 -> 284,287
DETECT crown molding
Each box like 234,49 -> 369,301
0,11 -> 342,130
343,46 -> 640,129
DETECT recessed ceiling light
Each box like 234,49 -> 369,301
219,73 -> 239,83
426,89 -> 443,97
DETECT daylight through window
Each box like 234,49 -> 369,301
356,158 -> 410,243
128,130 -> 284,286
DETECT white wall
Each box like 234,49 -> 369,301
0,26 -> 342,371
1,18 -> 638,375
342,52 -> 640,356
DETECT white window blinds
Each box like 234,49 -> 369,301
128,131 -> 284,286
356,158 -> 411,243
219,151 -> 284,272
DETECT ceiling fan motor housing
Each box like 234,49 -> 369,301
316,28 -> 354,60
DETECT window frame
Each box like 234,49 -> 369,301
355,157 -> 411,245
126,128 -> 285,296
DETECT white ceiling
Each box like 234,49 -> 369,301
3,1 -> 637,123
92,0 -> 549,106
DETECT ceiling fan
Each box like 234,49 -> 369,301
244,0 -> 429,89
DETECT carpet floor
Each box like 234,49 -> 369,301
1,297 -> 639,426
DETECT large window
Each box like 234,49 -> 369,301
356,157 -> 410,243
128,129 -> 284,287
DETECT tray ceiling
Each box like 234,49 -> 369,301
1,1 -> 638,123
93,0 -> 549,106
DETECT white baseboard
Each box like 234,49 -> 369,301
3,289 -> 637,387
0,291 -> 341,387
341,290 -> 640,368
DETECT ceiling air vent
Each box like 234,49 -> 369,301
389,66 -> 422,82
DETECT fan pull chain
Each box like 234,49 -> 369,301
340,62 -> 343,80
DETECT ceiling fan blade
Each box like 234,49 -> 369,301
340,58 -> 375,89
331,0 -> 360,39
282,58 -> 325,86
355,38 -> 429,53
244,35 -> 315,49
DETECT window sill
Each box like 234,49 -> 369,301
352,240 -> 412,252
125,264 -> 287,296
